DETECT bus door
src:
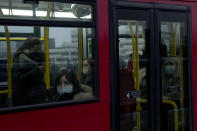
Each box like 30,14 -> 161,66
110,2 -> 193,131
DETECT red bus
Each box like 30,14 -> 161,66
0,0 -> 196,131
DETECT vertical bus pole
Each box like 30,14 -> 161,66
44,3 -> 52,90
0,9 -> 12,106
136,21 -> 141,131
77,28 -> 83,81
169,23 -> 179,131
127,21 -> 141,131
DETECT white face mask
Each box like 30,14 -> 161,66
83,68 -> 88,75
57,84 -> 74,95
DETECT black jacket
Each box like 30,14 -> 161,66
12,52 -> 46,106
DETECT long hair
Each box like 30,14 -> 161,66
53,69 -> 81,94
13,37 -> 42,62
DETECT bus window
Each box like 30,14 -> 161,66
0,0 -> 96,108
160,22 -> 189,130
0,25 -> 95,107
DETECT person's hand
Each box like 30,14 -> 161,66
38,66 -> 45,71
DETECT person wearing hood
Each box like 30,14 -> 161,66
12,37 -> 46,106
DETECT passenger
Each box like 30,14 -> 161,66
81,58 -> 93,87
12,37 -> 46,106
66,59 -> 78,75
119,56 -> 126,69
48,69 -> 92,102
162,58 -> 180,100
127,54 -> 133,72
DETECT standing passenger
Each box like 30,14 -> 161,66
12,37 -> 46,106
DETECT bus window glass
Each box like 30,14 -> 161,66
160,22 -> 189,130
118,20 -> 149,131
0,0 -> 92,22
0,26 -> 95,107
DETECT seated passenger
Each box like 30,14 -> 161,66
48,69 -> 92,102
80,58 -> 93,87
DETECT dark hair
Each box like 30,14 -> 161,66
53,69 -> 81,94
14,37 -> 42,60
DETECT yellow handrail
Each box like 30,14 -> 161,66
127,21 -> 136,90
0,37 -> 44,41
135,22 -> 141,131
77,28 -> 83,80
0,9 -> 12,105
135,99 -> 178,131
169,23 -> 184,131
163,100 -> 179,131
0,90 -> 8,94
44,3 -> 52,89
127,21 -> 141,131
136,98 -> 147,103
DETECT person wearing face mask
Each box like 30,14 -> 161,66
80,59 -> 93,88
48,69 -> 93,102
12,37 -> 46,106
162,59 -> 181,101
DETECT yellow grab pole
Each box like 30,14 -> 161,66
136,21 -> 141,131
163,100 -> 179,131
169,23 -> 177,57
127,21 -> 137,90
136,98 -> 147,103
44,3 -> 52,89
77,28 -> 83,80
0,9 -> 12,105
136,22 -> 140,91
135,98 -> 179,131
127,21 -> 141,131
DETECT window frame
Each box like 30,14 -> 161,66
0,0 -> 99,114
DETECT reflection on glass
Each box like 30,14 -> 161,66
160,22 -> 189,131
0,0 -> 92,21
118,20 -> 149,131
0,26 -> 95,107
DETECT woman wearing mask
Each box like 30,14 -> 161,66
48,69 -> 92,102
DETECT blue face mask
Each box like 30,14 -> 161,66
57,84 -> 73,95
83,68 -> 88,75
165,65 -> 176,75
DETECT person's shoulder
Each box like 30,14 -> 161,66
47,87 -> 57,96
